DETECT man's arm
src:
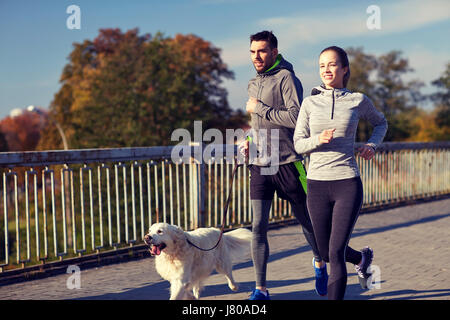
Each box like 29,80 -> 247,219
247,73 -> 303,128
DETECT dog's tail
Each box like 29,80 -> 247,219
223,228 -> 252,259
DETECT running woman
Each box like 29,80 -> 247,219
293,46 -> 388,300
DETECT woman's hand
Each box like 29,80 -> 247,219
319,128 -> 336,144
358,144 -> 375,160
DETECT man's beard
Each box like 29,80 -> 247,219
254,57 -> 275,74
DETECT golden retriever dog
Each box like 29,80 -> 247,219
144,222 -> 252,300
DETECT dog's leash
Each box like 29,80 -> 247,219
186,160 -> 242,251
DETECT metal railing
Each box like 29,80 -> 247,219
0,142 -> 449,272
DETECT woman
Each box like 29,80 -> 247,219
293,46 -> 387,300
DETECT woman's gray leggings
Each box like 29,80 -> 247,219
306,177 -> 364,300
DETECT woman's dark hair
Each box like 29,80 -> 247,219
250,30 -> 278,49
320,46 -> 350,87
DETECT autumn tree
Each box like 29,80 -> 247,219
346,48 -> 425,141
0,110 -> 43,151
0,130 -> 8,152
406,63 -> 450,141
430,62 -> 450,139
38,28 -> 247,150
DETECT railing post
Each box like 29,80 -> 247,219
198,161 -> 206,228
189,143 -> 206,229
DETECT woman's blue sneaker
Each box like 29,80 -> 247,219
248,289 -> 270,300
312,257 -> 328,296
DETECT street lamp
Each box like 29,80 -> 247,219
27,105 -> 69,150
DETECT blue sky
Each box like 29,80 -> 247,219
0,0 -> 449,119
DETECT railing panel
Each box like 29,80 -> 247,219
0,142 -> 449,271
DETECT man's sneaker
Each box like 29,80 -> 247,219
312,257 -> 328,296
354,247 -> 374,289
248,289 -> 270,300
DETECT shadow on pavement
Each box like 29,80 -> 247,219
76,281 -> 171,300
352,212 -> 450,238
76,211 -> 450,300
239,212 -> 450,273
367,288 -> 450,300
201,277 -> 317,299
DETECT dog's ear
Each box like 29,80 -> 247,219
170,225 -> 186,242
169,225 -> 188,256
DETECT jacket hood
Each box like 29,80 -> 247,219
311,84 -> 351,97
259,54 -> 295,75
310,85 -> 353,120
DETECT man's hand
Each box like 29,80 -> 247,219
358,144 -> 375,160
319,128 -> 336,144
246,97 -> 258,113
238,140 -> 249,159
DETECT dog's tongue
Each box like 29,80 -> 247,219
151,245 -> 161,256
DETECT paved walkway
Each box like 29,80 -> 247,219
0,197 -> 449,300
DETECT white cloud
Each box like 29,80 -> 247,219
218,0 -> 450,69
383,0 -> 450,33
219,0 -> 449,109
262,0 -> 450,49
405,47 -> 449,88
219,38 -> 251,71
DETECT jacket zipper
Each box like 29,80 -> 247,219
331,89 -> 335,119
255,82 -> 263,128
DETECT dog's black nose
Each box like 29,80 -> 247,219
144,234 -> 152,245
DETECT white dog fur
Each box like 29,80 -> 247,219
144,222 -> 252,300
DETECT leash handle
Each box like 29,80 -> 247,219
186,160 -> 242,251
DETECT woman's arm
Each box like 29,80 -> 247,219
358,95 -> 388,160
293,100 -> 322,154
361,95 -> 388,149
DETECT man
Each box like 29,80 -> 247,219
240,31 -> 327,300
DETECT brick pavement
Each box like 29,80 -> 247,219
0,197 -> 449,300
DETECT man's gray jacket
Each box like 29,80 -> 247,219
247,54 -> 304,166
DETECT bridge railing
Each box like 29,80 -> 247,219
0,142 -> 449,272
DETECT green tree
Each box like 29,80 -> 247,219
345,47 -> 377,142
430,62 -> 450,131
38,28 -> 247,150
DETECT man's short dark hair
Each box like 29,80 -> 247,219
250,31 -> 278,49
